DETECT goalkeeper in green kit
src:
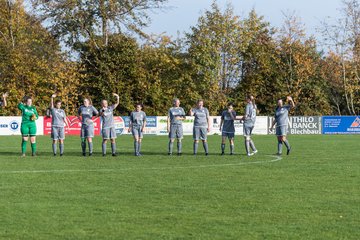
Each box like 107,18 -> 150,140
18,96 -> 39,157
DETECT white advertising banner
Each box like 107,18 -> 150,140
156,116 -> 195,135
157,116 -> 268,136
267,116 -> 321,135
253,116 -> 268,135
156,116 -> 168,135
211,116 -> 268,135
0,115 -> 267,136
0,116 -> 44,136
37,117 -> 44,135
119,116 -> 158,135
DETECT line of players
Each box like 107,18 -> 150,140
0,93 -> 295,157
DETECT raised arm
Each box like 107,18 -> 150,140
18,99 -> 25,111
244,103 -> 252,121
50,94 -> 56,109
2,92 -> 8,107
113,93 -> 120,109
287,96 -> 295,109
250,96 -> 256,108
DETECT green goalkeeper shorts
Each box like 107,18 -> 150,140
21,123 -> 37,136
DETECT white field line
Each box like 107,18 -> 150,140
0,155 -> 282,174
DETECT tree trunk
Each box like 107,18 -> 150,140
6,0 -> 16,48
341,59 -> 353,114
99,0 -> 108,46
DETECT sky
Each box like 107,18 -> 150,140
144,0 -> 343,40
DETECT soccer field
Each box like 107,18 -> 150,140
0,135 -> 359,239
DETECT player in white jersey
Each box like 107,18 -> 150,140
99,93 -> 119,157
270,96 -> 295,155
50,94 -> 67,156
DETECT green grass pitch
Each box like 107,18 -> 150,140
0,135 -> 359,239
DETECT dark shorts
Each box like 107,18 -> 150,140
222,131 -> 235,139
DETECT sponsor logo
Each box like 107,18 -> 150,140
114,117 -> 125,135
146,116 -> 157,127
346,116 -> 360,132
9,121 -> 19,131
67,117 -> 82,127
350,116 -> 360,128
270,116 -> 321,135
24,109 -> 34,114
323,116 -> 360,134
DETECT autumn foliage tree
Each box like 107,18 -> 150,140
1,0 -> 359,117
277,13 -> 331,115
185,3 -> 244,114
0,0 -> 80,115
232,9 -> 280,114
321,0 -> 360,115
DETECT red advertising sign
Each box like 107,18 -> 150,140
43,116 -> 101,135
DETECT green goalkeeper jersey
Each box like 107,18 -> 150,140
18,103 -> 39,124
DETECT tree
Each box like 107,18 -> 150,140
78,34 -> 141,114
186,2 -> 242,114
79,33 -> 197,115
277,12 -> 331,115
321,0 -> 360,115
321,52 -> 347,115
232,9 -> 279,115
0,0 -> 80,115
139,35 -> 199,114
30,0 -> 168,49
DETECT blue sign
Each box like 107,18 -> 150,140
322,116 -> 360,134
122,116 -> 130,127
145,116 -> 157,128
